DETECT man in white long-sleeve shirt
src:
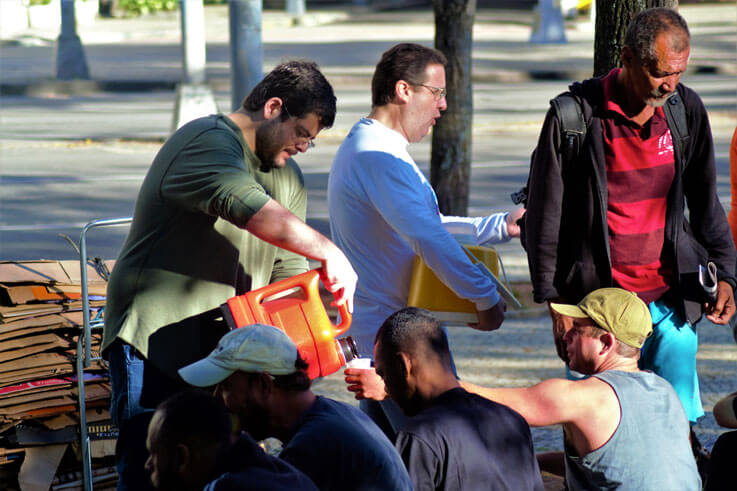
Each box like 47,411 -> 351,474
328,43 -> 523,436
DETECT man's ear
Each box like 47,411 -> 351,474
599,332 -> 616,355
620,46 -> 635,68
174,443 -> 191,475
397,352 -> 413,380
394,80 -> 412,104
230,371 -> 271,401
263,97 -> 285,121
255,372 -> 274,398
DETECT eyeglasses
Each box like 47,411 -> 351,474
414,83 -> 447,100
282,105 -> 316,149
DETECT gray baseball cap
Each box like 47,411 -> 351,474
178,323 -> 299,387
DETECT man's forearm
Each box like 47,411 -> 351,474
441,213 -> 510,244
461,379 -> 573,428
245,198 -> 338,262
246,198 -> 357,309
460,381 -> 535,417
460,380 -> 502,401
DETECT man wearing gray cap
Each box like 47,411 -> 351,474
463,288 -> 700,490
178,323 -> 412,491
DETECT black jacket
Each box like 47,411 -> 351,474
525,77 -> 736,324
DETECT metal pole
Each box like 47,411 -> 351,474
173,0 -> 218,130
529,0 -> 567,44
229,0 -> 263,112
180,0 -> 207,85
77,338 -> 92,491
286,0 -> 305,25
79,217 -> 132,366
56,0 -> 90,80
77,217 -> 131,491
79,222 -> 92,368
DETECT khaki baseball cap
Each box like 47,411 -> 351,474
178,323 -> 299,387
550,288 -> 652,348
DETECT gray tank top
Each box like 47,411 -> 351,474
564,370 -> 701,490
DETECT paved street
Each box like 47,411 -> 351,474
1,3 -> 735,453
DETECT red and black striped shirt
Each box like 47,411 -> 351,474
601,68 -> 675,304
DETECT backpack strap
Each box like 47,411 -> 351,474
550,92 -> 586,169
510,93 -> 587,207
663,91 -> 690,164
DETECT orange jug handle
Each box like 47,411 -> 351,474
248,270 -> 315,306
333,301 -> 352,336
318,270 -> 352,336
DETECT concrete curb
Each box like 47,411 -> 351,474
3,61 -> 732,98
0,80 -> 177,97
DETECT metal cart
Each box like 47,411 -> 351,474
76,217 -> 132,491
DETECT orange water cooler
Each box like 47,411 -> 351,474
221,269 -> 357,379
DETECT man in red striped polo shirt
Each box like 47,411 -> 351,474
524,7 -> 736,427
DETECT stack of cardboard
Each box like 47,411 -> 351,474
0,260 -> 117,490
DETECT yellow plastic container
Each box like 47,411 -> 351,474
407,245 -> 503,324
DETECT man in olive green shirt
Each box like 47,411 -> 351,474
103,60 -> 357,491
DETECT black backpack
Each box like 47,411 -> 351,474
512,90 -> 689,251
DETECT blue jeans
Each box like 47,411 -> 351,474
108,341 -> 186,491
639,299 -> 703,423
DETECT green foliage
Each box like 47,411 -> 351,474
28,0 -> 95,5
116,0 -> 179,16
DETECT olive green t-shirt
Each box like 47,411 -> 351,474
103,114 -> 308,368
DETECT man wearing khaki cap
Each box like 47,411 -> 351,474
178,324 -> 412,491
463,288 -> 700,490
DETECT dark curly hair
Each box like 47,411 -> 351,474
271,352 -> 312,392
242,60 -> 336,128
155,389 -> 232,452
374,307 -> 452,369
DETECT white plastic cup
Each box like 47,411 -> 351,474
346,357 -> 372,369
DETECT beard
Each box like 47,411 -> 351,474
238,402 -> 273,442
254,119 -> 284,172
392,387 -> 423,418
567,351 -> 596,376
645,89 -> 672,108
152,468 -> 188,491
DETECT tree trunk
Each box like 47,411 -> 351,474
431,0 -> 476,216
593,0 -> 678,77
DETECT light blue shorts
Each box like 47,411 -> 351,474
639,299 -> 703,423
